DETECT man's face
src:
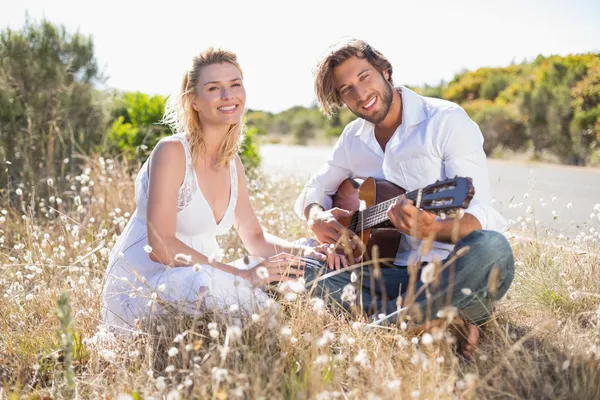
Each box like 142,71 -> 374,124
333,56 -> 393,124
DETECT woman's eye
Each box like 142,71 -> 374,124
208,86 -> 218,91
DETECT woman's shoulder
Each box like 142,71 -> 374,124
148,135 -> 188,174
153,135 -> 187,158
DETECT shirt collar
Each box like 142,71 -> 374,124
355,86 -> 428,142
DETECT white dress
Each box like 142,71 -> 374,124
101,133 -> 268,332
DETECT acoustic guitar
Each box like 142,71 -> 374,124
331,176 -> 475,261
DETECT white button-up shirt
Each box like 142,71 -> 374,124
294,86 -> 507,265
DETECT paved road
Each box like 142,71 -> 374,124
260,144 -> 600,236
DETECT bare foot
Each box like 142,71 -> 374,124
462,324 -> 480,358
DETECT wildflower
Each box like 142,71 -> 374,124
165,365 -> 175,373
193,264 -> 202,272
251,313 -> 261,322
25,293 -> 34,301
15,188 -> 23,196
354,349 -> 370,368
280,326 -> 292,337
566,202 -> 572,209
209,329 -> 219,339
461,288 -> 472,296
208,322 -> 217,330
158,284 -> 166,292
341,284 -> 357,303
166,390 -> 180,400
143,245 -> 153,253
168,347 -> 179,357
229,304 -> 239,313
314,355 -> 329,365
310,297 -> 324,312
386,379 -> 402,390
351,272 -> 358,283
155,376 -> 167,392
226,326 -> 242,342
317,329 -> 335,347
421,333 -> 433,346
174,253 -> 192,264
256,266 -> 269,280
420,262 -> 435,284
212,367 -> 229,383
99,349 -> 117,362
284,292 -> 298,302
287,280 -> 306,294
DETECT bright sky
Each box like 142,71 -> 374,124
2,0 -> 600,113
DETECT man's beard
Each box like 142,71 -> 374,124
352,83 -> 394,124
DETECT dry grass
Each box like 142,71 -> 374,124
1,155 -> 599,399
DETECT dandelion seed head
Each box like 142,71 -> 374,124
461,288 -> 472,296
256,266 -> 269,280
420,262 -> 435,284
165,365 -> 175,373
167,347 -> 179,357
421,333 -> 433,346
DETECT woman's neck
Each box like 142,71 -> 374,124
201,124 -> 230,168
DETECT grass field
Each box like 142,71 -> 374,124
1,156 -> 599,399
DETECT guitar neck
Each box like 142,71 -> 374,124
347,189 -> 422,234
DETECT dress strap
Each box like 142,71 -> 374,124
170,133 -> 196,211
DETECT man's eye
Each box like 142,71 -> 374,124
232,83 -> 241,87
342,87 -> 351,94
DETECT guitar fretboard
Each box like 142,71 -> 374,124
347,190 -> 419,233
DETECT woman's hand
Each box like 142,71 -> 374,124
311,243 -> 351,271
240,253 -> 305,287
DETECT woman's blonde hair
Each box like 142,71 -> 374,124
162,48 -> 244,167
314,38 -> 393,118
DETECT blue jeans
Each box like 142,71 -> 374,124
303,230 -> 515,325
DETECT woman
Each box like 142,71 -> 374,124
101,48 -> 329,332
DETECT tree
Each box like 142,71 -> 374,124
0,16 -> 108,195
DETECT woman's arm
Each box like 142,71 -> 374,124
145,140 -> 242,276
233,156 -> 320,259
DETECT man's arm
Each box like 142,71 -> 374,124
438,106 -> 507,234
387,106 -> 504,243
293,131 -> 357,245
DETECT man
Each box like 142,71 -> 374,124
296,39 -> 515,356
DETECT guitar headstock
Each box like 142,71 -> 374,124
416,176 -> 475,215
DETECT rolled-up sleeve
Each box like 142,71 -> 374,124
294,133 -> 352,220
437,108 -> 508,232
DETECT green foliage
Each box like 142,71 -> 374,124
108,91 -> 171,162
465,100 -> 528,155
0,16 -> 108,195
424,53 -> 600,164
240,125 -> 262,175
55,292 -> 75,397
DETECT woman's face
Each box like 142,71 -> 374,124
192,62 -> 246,127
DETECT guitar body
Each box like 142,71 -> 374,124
333,177 -> 406,261
330,175 -> 475,264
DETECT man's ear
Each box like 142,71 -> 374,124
383,69 -> 390,82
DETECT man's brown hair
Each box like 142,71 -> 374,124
314,38 -> 393,118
